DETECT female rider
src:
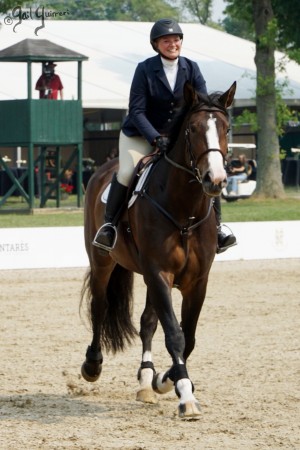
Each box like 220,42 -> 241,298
93,18 -> 236,254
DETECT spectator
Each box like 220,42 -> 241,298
227,154 -> 251,196
35,62 -> 63,100
106,148 -> 119,162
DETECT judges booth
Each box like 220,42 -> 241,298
0,38 -> 88,209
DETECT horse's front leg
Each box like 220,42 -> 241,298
136,290 -> 159,404
153,364 -> 201,419
181,278 -> 209,361
145,271 -> 201,419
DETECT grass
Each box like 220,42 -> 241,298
0,195 -> 84,227
0,210 -> 84,228
0,190 -> 299,228
221,196 -> 300,222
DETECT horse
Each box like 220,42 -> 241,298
80,81 -> 236,419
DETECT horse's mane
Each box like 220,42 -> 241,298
168,90 -> 227,150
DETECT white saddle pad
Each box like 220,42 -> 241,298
101,164 -> 153,207
101,184 -> 110,204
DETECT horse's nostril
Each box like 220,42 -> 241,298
203,173 -> 211,183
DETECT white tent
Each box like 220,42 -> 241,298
0,19 -> 300,109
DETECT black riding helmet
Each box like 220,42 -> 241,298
150,18 -> 183,51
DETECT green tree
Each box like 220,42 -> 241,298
272,0 -> 300,63
181,0 -> 212,24
222,15 -> 254,41
33,0 -> 178,21
224,0 -> 300,62
253,0 -> 284,197
111,0 -> 179,21
224,0 -> 300,198
0,0 -> 26,13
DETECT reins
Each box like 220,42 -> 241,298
140,188 -> 213,235
163,151 -> 195,178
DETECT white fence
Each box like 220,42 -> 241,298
0,222 -> 299,270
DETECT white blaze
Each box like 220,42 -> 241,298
206,114 -> 226,184
206,115 -> 220,149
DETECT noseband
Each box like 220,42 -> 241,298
164,107 -> 228,183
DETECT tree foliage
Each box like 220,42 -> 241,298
0,0 -> 26,13
272,0 -> 300,63
224,0 -> 300,62
181,0 -> 212,24
28,0 -> 179,21
221,15 -> 254,41
223,0 -> 300,198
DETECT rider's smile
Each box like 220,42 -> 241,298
156,35 -> 182,60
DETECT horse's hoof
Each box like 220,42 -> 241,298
81,361 -> 102,382
178,401 -> 201,420
136,388 -> 158,404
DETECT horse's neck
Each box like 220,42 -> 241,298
167,133 -> 187,169
151,145 -> 208,219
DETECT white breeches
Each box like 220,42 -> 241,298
117,131 -> 153,187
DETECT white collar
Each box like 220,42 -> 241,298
160,56 -> 179,68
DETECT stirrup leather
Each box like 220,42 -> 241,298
92,223 -> 118,252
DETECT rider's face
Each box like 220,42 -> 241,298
156,35 -> 182,59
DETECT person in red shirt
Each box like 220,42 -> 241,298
35,62 -> 63,99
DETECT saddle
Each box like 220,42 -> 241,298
101,149 -> 162,205
127,149 -> 161,197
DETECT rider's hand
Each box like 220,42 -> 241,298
155,136 -> 170,153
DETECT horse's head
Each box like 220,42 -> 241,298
182,81 -> 236,197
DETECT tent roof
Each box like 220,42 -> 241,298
0,20 -> 299,109
0,38 -> 88,62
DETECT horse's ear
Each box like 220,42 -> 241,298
218,81 -> 236,108
184,82 -> 198,106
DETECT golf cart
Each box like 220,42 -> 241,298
222,143 -> 257,202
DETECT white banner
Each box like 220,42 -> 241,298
0,222 -> 299,270
0,227 -> 88,270
215,221 -> 300,261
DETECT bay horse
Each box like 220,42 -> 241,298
80,81 -> 236,419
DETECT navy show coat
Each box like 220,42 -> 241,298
121,54 -> 207,145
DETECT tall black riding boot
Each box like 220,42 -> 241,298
93,173 -> 128,252
214,196 -> 237,254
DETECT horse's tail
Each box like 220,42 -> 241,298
80,264 -> 137,354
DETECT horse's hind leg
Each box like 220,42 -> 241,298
81,261 -> 136,383
136,291 -> 159,404
81,267 -> 109,382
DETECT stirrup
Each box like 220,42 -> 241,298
217,239 -> 237,254
92,223 -> 118,252
216,224 -> 237,254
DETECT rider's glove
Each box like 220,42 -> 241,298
155,136 -> 170,153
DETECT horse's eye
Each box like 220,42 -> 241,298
190,124 -> 197,133
227,128 -> 231,135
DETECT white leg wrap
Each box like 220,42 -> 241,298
176,378 -> 196,403
139,368 -> 154,389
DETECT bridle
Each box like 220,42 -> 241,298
137,105 -> 229,237
164,106 -> 228,184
